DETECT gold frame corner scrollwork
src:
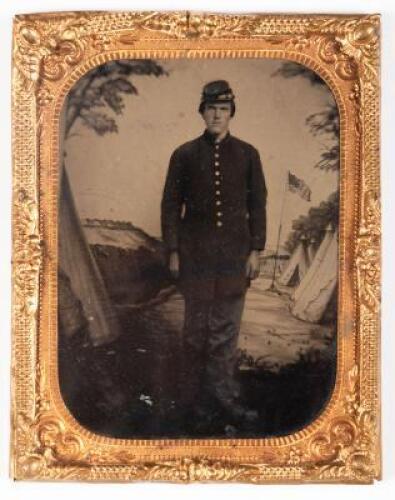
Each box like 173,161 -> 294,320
11,11 -> 381,483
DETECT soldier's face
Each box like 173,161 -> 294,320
202,102 -> 232,135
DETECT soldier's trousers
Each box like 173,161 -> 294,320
181,292 -> 246,412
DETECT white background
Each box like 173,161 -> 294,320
1,1 -> 394,498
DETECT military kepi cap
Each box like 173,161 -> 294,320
200,80 -> 235,104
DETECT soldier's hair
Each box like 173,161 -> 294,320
198,100 -> 236,117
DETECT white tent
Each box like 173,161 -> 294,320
306,239 -> 318,266
292,223 -> 335,303
58,102 -> 121,346
277,240 -> 309,287
59,168 -> 122,346
291,227 -> 338,323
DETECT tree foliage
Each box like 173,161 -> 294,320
273,62 -> 340,252
65,59 -> 167,138
272,62 -> 326,86
273,62 -> 340,171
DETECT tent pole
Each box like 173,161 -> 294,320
268,170 -> 288,291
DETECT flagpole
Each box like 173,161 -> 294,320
268,169 -> 288,292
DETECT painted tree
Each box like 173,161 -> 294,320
59,59 -> 167,346
64,59 -> 167,138
273,62 -> 340,253
273,61 -> 339,172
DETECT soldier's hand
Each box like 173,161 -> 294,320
246,250 -> 260,280
169,251 -> 180,279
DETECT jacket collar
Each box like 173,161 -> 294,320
202,129 -> 231,146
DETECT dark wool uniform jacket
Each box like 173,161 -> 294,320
161,129 -> 267,299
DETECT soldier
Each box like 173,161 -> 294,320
161,80 -> 267,428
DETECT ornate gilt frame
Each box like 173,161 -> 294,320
11,11 -> 381,483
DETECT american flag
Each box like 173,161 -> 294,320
288,171 -> 311,202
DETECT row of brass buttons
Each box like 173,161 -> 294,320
214,143 -> 222,227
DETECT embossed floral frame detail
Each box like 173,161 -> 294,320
11,11 -> 381,483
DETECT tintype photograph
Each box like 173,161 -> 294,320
11,10 -> 381,483
58,57 -> 339,439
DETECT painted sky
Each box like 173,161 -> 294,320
64,58 -> 339,250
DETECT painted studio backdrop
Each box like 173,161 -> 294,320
58,58 -> 339,439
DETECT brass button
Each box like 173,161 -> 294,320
216,190 -> 221,195
214,161 -> 220,166
215,181 -> 220,185
215,171 -> 220,176
216,221 -> 223,227
217,211 -> 223,217
216,200 -> 222,206
214,153 -> 219,158
215,144 -> 219,149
